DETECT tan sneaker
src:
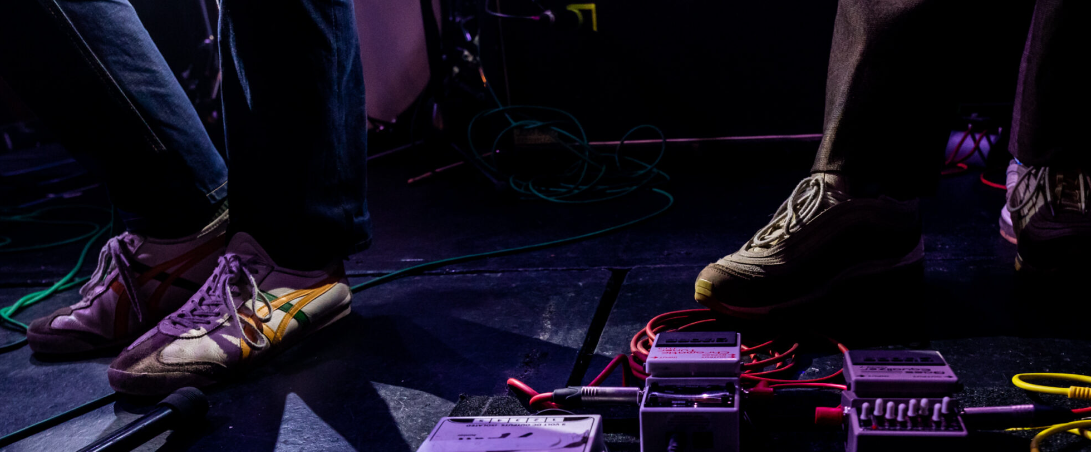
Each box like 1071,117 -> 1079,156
694,174 -> 922,318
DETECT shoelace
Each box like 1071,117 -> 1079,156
169,254 -> 274,350
747,176 -> 843,250
80,234 -> 144,322
1010,166 -> 1091,216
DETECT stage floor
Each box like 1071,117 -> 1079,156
2,139 -> 1089,451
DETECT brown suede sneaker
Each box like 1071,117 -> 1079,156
694,174 -> 922,318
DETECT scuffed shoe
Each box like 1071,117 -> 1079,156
1006,161 -> 1091,272
107,232 -> 352,395
694,174 -> 923,318
27,210 -> 229,354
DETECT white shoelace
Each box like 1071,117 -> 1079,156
747,176 -> 842,250
170,254 -> 274,350
80,234 -> 144,321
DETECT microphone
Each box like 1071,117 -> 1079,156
76,387 -> 209,452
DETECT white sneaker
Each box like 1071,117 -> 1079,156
107,232 -> 352,395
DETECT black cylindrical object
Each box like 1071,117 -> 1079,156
76,387 -> 209,452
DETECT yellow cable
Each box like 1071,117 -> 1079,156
1007,426 -> 1048,432
1008,424 -> 1091,438
1011,373 -> 1091,449
1012,373 -> 1091,400
1030,420 -> 1091,452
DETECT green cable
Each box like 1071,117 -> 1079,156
467,58 -> 670,205
0,206 -> 112,350
0,206 -> 116,445
468,107 -> 669,204
0,221 -> 109,328
0,219 -> 101,253
350,188 -> 673,292
0,205 -> 110,253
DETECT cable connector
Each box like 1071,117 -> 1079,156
551,386 -> 642,408
745,381 -> 775,401
1069,386 -> 1091,401
962,404 -> 1078,430
814,406 -> 844,428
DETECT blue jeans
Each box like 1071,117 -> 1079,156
11,0 -> 371,268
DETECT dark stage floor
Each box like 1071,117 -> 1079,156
2,140 -> 1090,451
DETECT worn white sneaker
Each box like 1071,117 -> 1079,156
27,210 -> 229,354
107,232 -> 352,395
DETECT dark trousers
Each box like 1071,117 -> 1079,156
813,0 -> 1089,198
218,0 -> 371,268
1,0 -> 371,269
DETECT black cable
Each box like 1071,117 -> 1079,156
0,392 -> 118,448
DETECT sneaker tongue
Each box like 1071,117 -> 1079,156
118,232 -> 145,256
227,232 -> 275,266
813,172 -> 848,193
223,233 -> 276,310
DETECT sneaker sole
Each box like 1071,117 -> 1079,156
999,209 -> 1018,245
106,368 -> 218,396
107,301 -> 352,396
1000,228 -> 1018,245
695,238 -> 925,318
27,329 -> 134,356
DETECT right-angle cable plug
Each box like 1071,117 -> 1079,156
550,386 -> 642,408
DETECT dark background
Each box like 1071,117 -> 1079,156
2,0 -> 1038,148
486,0 -> 1035,139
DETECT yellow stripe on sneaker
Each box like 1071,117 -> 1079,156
261,323 -> 277,343
275,282 -> 337,341
238,312 -> 277,349
255,289 -> 310,317
240,277 -> 341,352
